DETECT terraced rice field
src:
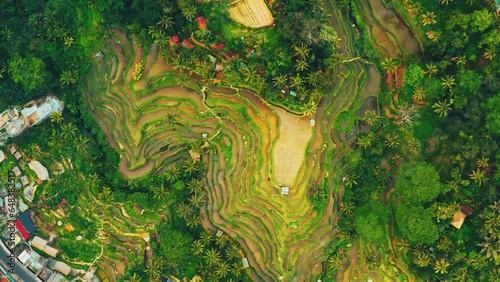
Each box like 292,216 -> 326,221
85,10 -> 379,278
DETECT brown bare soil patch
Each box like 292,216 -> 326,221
272,108 -> 313,186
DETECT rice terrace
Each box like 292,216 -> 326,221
1,0 -> 498,282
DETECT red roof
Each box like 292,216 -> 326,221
226,50 -> 239,60
171,35 -> 179,43
15,219 -> 30,240
214,43 -> 225,50
182,39 -> 194,49
197,17 -> 206,29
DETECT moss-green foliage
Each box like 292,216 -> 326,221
395,161 -> 444,204
395,205 -> 438,245
354,201 -> 389,243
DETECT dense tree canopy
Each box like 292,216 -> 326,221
396,205 -> 439,245
354,201 -> 389,244
485,94 -> 500,135
395,161 -> 444,204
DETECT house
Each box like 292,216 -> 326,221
214,61 -> 224,72
13,151 -> 22,160
182,39 -> 194,49
17,249 -> 31,264
134,204 -> 145,215
12,166 -> 21,177
38,267 -> 54,282
15,210 -> 36,240
0,150 -> 5,162
281,186 -> 289,195
95,52 -> 104,60
216,229 -> 223,237
8,145 -> 17,155
451,211 -> 467,229
213,43 -> 225,50
32,236 -> 59,258
197,16 -> 207,29
53,261 -> 71,276
171,35 -> 179,43
225,50 -> 239,60
289,90 -> 297,97
20,176 -> 29,186
242,257 -> 250,268
28,160 -> 49,180
451,204 -> 474,229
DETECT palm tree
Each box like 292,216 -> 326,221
424,63 -> 438,77
157,15 -> 174,29
477,156 -> 489,168
412,87 -> 426,101
172,56 -> 187,73
452,55 -> 467,66
215,261 -> 230,278
145,258 -> 162,280
73,135 -> 90,154
489,268 -> 500,282
343,172 -> 358,188
381,58 -> 398,74
478,236 -> 499,260
306,71 -> 320,87
200,230 -> 214,245
183,158 -> 199,176
363,109 -> 379,126
357,132 -> 375,149
175,202 -> 193,219
187,179 -> 204,194
469,168 -> 488,186
438,0 -> 452,4
230,261 -> 243,277
188,193 -> 204,208
50,112 -> 63,123
186,214 -> 201,228
295,60 -> 309,72
483,48 -> 495,60
204,248 -> 221,267
152,185 -> 168,201
433,258 -> 450,274
226,244 -> 241,260
432,99 -> 453,117
181,5 -> 197,21
60,122 -> 77,140
164,165 -> 181,183
99,186 -> 112,200
451,267 -> 468,282
437,237 -> 452,252
60,70 -> 77,85
191,240 -> 205,256
293,43 -> 311,60
215,234 -> 229,248
427,30 -> 442,44
290,74 -> 304,91
407,137 -> 421,154
384,132 -> 400,148
328,253 -> 345,271
414,253 -> 431,268
272,73 -> 288,89
469,254 -> 488,270
421,11 -> 437,26
340,201 -> 355,217
301,101 -> 317,118
396,239 -> 410,253
125,273 -> 142,282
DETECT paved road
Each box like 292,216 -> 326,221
0,240 -> 40,282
